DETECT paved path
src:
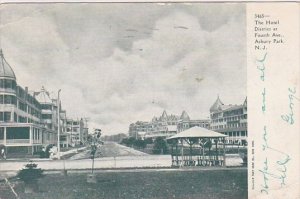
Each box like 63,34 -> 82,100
0,142 -> 167,179
98,142 -> 148,157
69,142 -> 147,160
0,155 -> 172,180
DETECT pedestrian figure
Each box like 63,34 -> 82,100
0,147 -> 6,160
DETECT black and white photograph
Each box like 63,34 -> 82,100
0,3 -> 248,199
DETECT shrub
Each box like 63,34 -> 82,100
17,161 -> 44,183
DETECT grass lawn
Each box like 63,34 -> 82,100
1,169 -> 247,199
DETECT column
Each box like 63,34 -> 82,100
223,137 -> 226,167
4,127 -> 7,145
29,126 -> 33,145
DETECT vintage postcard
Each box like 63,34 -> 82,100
0,2 -> 299,199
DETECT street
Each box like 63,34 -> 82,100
69,142 -> 147,160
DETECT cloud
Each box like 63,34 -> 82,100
0,3 -> 246,134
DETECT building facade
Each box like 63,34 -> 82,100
177,111 -> 210,133
66,118 -> 88,146
0,49 -> 89,154
129,110 -> 210,139
0,50 -> 56,154
209,96 -> 247,144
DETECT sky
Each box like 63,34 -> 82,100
0,3 -> 246,135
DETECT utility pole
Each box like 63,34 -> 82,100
57,89 -> 61,160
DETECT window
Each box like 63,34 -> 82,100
7,127 -> 30,139
41,104 -> 52,110
4,112 -> 11,122
14,112 -> 17,122
18,101 -> 27,112
3,95 -> 17,105
4,79 -> 12,89
241,131 -> 245,136
18,116 -> 27,123
42,114 -> 52,119
0,127 -> 4,139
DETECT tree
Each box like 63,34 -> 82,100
127,137 -> 136,147
144,138 -> 153,144
153,137 -> 168,154
135,139 -> 146,149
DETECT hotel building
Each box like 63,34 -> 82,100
129,110 -> 210,139
177,111 -> 210,133
0,49 -> 88,155
0,50 -> 56,154
209,96 -> 247,144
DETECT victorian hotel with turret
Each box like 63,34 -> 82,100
129,97 -> 247,145
0,50 -> 88,155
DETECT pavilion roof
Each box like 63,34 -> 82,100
167,126 -> 227,140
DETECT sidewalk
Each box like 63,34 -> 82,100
1,146 -> 87,162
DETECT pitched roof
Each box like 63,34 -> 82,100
0,49 -> 16,79
161,110 -> 168,118
209,96 -> 224,112
167,126 -> 227,140
180,110 -> 190,120
35,86 -> 53,104
243,97 -> 247,106
223,105 -> 244,112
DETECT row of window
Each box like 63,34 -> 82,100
0,95 -> 17,105
16,86 -> 41,109
0,79 -> 17,90
1,80 -> 57,113
0,127 -> 30,139
0,111 -> 41,124
211,122 -> 248,130
223,131 -> 248,137
211,114 -> 247,123
223,108 -> 244,117
66,127 -> 80,132
0,95 -> 41,118
66,121 -> 79,125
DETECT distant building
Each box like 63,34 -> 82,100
147,110 -> 179,139
80,118 -> 89,144
177,111 -> 210,133
129,121 -> 150,139
209,96 -> 247,144
34,87 -> 58,132
129,110 -> 210,139
66,118 -> 88,146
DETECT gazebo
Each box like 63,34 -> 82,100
167,126 -> 228,167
